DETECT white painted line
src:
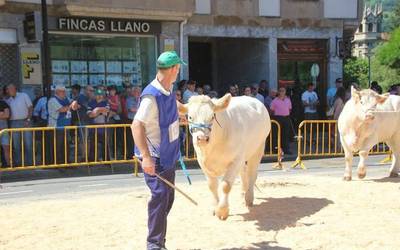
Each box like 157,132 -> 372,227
79,184 -> 109,188
0,190 -> 33,196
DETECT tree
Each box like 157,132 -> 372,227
344,57 -> 369,87
371,59 -> 400,91
386,1 -> 400,32
375,27 -> 400,69
370,27 -> 400,91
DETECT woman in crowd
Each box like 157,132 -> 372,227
332,87 -> 346,120
270,87 -> 292,155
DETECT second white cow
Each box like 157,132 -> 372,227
180,94 -> 270,220
338,87 -> 400,181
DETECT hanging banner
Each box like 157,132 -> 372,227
20,46 -> 42,85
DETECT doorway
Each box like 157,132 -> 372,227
188,41 -> 212,87
278,39 -> 328,121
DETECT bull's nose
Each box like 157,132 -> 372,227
197,136 -> 209,142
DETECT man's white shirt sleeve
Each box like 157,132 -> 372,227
134,95 -> 157,124
134,95 -> 161,157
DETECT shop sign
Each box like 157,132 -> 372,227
20,46 -> 42,85
56,17 -> 161,35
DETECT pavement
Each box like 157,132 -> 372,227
0,154 -> 395,204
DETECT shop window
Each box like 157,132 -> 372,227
324,0 -> 357,19
259,0 -> 280,17
49,34 -> 156,89
195,0 -> 211,14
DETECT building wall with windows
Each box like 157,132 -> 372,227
0,0 -> 362,98
0,0 -> 194,94
183,0 -> 362,96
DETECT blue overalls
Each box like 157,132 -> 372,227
134,84 -> 180,250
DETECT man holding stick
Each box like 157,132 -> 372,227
132,51 -> 185,250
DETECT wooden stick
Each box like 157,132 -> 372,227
154,173 -> 198,206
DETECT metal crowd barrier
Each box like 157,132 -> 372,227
0,124 -> 140,174
291,120 -> 391,169
0,120 -> 282,174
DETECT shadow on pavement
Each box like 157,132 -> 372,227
237,197 -> 333,232
220,241 -> 291,250
371,176 -> 400,183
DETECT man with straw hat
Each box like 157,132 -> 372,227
132,51 -> 185,250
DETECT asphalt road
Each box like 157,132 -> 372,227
0,155 -> 395,204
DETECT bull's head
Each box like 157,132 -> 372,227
351,86 -> 389,122
179,94 -> 231,146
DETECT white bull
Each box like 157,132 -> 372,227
179,94 -> 270,220
338,87 -> 400,181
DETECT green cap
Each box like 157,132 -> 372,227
95,88 -> 105,96
156,51 -> 186,69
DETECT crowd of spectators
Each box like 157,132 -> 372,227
1,77 -> 398,166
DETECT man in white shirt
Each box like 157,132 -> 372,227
6,84 -> 33,166
182,80 -> 197,103
302,83 -> 319,120
132,51 -> 185,250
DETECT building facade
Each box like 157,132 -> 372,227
352,3 -> 383,58
0,0 -> 361,102
0,0 -> 194,97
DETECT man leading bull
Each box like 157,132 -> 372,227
132,51 -> 185,250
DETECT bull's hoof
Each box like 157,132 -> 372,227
358,172 -> 367,179
389,172 -> 399,178
343,176 -> 352,181
215,206 -> 229,221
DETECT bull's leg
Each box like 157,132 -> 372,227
206,176 -> 219,208
244,143 -> 264,207
240,166 -> 249,198
357,150 -> 369,179
386,139 -> 399,178
215,159 -> 242,220
357,139 -> 376,179
389,152 -> 399,177
342,137 -> 353,181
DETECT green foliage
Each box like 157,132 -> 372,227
371,58 -> 400,91
375,28 -> 400,69
371,28 -> 400,90
344,57 -> 369,88
386,2 -> 400,33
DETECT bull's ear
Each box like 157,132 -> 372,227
212,93 -> 231,112
351,86 -> 360,101
177,101 -> 188,114
376,93 -> 390,104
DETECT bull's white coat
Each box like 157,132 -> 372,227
182,94 -> 271,219
338,87 -> 400,180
